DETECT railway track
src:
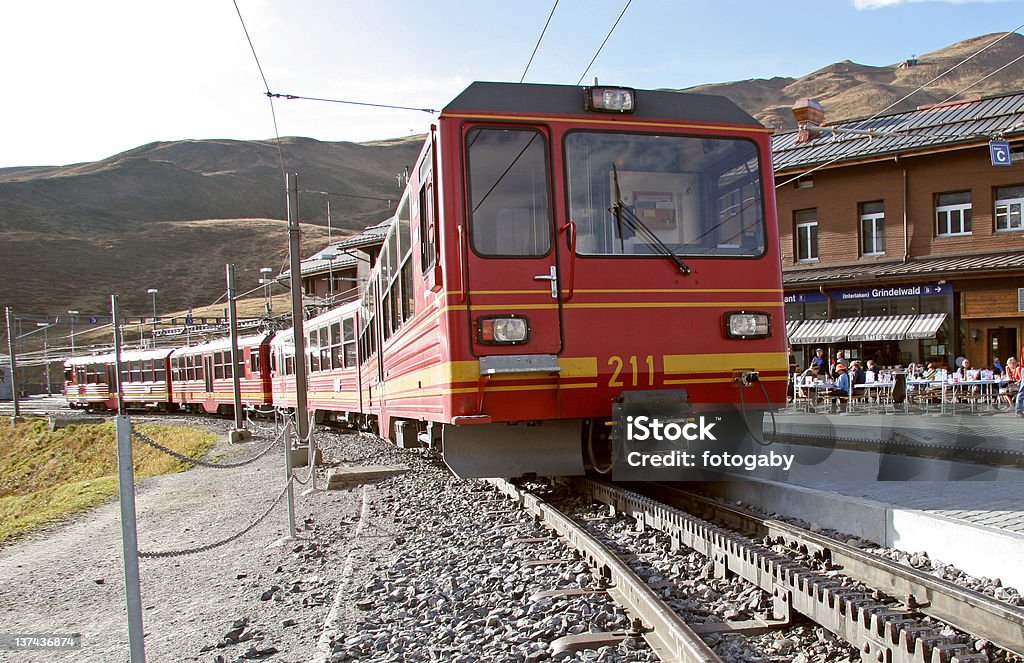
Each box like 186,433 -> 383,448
491,477 -> 1017,663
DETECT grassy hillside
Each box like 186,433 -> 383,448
0,418 -> 217,543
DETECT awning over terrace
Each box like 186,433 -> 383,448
789,313 -> 947,344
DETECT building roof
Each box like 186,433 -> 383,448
280,217 -> 390,279
772,91 -> 1024,173
328,216 -> 392,252
784,250 -> 1024,288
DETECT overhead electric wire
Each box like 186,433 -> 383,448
231,0 -> 288,185
301,189 -> 394,203
520,0 -> 560,83
576,0 -> 632,85
266,93 -> 438,114
774,24 -> 1024,189
935,50 -> 1024,107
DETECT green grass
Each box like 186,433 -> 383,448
0,418 -> 217,543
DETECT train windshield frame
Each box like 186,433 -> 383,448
564,131 -> 767,259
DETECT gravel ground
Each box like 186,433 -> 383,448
3,407 -> 1018,662
0,416 -> 655,663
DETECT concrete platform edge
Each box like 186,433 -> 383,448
701,478 -> 1024,590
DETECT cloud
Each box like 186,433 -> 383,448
854,0 -> 1009,8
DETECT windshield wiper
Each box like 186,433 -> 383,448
610,165 -> 691,275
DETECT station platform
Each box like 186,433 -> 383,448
702,410 -> 1024,589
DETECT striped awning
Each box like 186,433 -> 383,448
847,314 -> 918,342
905,312 -> 947,339
788,319 -> 828,345
786,319 -> 803,339
812,318 -> 859,344
789,312 -> 947,344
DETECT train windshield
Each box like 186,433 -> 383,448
565,132 -> 765,258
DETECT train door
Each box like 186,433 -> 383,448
203,355 -> 213,394
462,124 -> 562,356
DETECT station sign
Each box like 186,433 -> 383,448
836,283 -> 951,300
990,140 -> 1012,167
786,282 -> 951,304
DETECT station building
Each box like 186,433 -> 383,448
774,92 -> 1024,372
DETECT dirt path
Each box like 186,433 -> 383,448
0,418 -> 395,662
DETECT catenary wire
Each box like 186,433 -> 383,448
231,0 -> 288,187
521,0 -> 560,83
576,0 -> 632,86
266,93 -> 438,114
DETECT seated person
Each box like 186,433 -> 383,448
827,364 -> 852,410
797,365 -> 822,398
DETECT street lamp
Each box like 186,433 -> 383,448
36,322 -> 51,396
147,288 -> 158,348
68,310 -> 79,356
322,253 -> 337,299
260,267 -> 273,315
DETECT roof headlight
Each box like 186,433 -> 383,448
585,86 -> 636,113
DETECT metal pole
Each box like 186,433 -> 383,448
116,415 -> 146,663
287,173 -> 310,442
113,296 -> 126,416
112,295 -> 144,661
226,264 -> 244,431
68,310 -> 79,357
5,307 -> 19,418
284,418 -> 297,539
148,289 -> 158,349
43,326 -> 50,396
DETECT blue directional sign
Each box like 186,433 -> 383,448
990,141 -> 1012,166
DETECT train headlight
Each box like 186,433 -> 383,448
725,311 -> 771,339
478,315 -> 530,345
585,86 -> 636,113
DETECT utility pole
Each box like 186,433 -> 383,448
226,264 -> 248,441
68,310 -> 79,356
287,173 -> 310,441
5,307 -> 19,419
111,295 -> 146,663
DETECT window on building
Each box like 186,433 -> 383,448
794,209 -> 818,262
995,184 -> 1024,232
935,191 -> 972,236
860,201 -> 885,256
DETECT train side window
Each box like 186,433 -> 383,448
154,360 -> 165,382
214,352 -> 224,380
319,326 -> 330,370
308,331 -> 320,372
343,317 -> 356,368
419,180 -> 435,272
398,194 -> 411,262
330,322 -> 341,370
250,352 -> 260,376
466,127 -> 551,257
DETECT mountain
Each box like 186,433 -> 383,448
0,137 -> 423,316
685,32 -> 1024,129
3,32 -> 1023,320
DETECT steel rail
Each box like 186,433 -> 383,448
639,482 -> 1024,657
571,477 -> 990,663
487,478 -> 721,663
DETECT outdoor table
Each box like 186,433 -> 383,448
942,379 -> 1001,414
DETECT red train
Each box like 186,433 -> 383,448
65,82 -> 787,478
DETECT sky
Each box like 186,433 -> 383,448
2,0 -> 1023,169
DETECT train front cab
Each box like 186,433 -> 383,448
429,83 -> 788,478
